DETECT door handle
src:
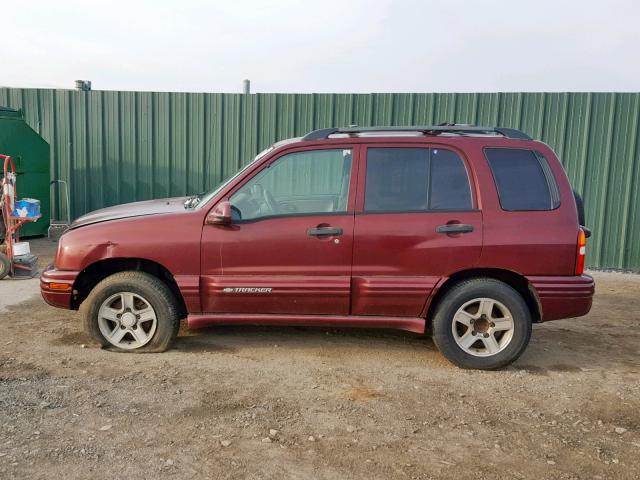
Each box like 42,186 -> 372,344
436,223 -> 474,234
307,227 -> 343,237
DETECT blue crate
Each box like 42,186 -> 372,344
13,198 -> 41,218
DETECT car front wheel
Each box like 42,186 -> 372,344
81,271 -> 180,352
431,278 -> 532,370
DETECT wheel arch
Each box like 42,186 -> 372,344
71,257 -> 187,316
425,268 -> 541,326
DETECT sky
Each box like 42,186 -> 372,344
1,0 -> 639,93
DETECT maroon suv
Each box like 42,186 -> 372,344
41,125 -> 594,369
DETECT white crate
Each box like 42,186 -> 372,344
13,242 -> 30,256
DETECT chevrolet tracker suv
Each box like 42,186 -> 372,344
41,125 -> 594,369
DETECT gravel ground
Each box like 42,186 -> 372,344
0,239 -> 639,479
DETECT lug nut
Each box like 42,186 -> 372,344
483,333 -> 489,338
471,331 -> 477,336
490,322 -> 495,327
469,319 -> 475,324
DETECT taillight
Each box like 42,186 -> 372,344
575,229 -> 587,275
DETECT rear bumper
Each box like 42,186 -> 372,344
40,265 -> 80,309
527,274 -> 595,322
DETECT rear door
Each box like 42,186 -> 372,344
200,146 -> 357,315
351,144 -> 482,316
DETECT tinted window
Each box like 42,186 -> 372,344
364,147 -> 472,212
365,148 -> 429,212
430,149 -> 472,210
485,148 -> 559,211
230,149 -> 352,220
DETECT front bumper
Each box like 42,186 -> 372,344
527,274 -> 595,321
40,264 -> 80,309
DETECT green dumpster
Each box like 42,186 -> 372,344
0,107 -> 50,237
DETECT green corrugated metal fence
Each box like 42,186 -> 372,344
1,88 -> 639,271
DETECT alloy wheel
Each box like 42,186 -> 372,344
97,292 -> 158,349
451,297 -> 515,357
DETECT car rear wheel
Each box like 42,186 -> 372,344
81,271 -> 180,352
431,278 -> 531,370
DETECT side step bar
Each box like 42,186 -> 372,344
188,313 -> 426,334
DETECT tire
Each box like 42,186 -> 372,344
0,252 -> 10,280
80,271 -> 180,353
431,278 -> 532,370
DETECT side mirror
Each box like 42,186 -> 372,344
206,200 -> 232,225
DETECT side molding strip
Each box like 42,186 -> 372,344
187,313 -> 426,334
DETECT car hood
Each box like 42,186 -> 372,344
71,196 -> 190,229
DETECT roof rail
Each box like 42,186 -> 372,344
301,125 -> 532,141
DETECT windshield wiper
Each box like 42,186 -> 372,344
183,193 -> 203,209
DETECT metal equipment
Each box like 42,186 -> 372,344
0,154 -> 40,279
48,180 -> 70,241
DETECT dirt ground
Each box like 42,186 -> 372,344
1,239 -> 639,480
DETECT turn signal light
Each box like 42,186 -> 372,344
575,229 -> 587,275
49,283 -> 72,291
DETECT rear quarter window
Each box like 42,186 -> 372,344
484,148 -> 560,211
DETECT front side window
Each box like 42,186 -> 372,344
230,149 -> 352,221
485,148 -> 560,211
364,147 -> 472,212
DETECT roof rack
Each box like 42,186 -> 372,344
301,125 -> 532,141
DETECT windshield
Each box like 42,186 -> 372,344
187,145 -> 276,209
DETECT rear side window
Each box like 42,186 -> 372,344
485,148 -> 560,211
364,147 -> 472,212
430,149 -> 473,210
365,148 -> 429,212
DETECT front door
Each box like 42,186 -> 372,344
200,146 -> 357,315
351,144 -> 483,317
